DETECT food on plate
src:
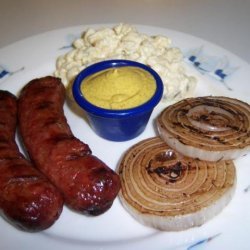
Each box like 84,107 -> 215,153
0,90 -> 63,231
118,137 -> 236,231
18,76 -> 120,215
81,66 -> 156,109
73,60 -> 164,141
54,23 -> 196,102
157,96 -> 250,161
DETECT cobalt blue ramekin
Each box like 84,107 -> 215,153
72,59 -> 163,141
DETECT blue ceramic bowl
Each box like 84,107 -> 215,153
72,60 -> 163,141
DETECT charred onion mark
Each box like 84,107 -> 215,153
187,233 -> 221,250
119,137 -> 236,231
157,96 -> 250,161
146,160 -> 185,183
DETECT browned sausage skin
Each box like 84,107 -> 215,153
18,76 -> 120,215
0,90 -> 63,231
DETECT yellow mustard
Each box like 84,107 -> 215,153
81,66 -> 156,109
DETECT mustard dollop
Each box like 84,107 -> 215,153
81,66 -> 156,109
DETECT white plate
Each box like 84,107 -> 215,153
0,24 -> 250,250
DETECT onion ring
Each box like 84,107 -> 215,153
157,96 -> 250,161
118,137 -> 236,231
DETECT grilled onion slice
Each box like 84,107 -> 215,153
157,96 -> 250,161
118,137 -> 236,231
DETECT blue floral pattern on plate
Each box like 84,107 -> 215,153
185,46 -> 238,90
187,233 -> 221,249
59,33 -> 78,50
0,65 -> 25,81
244,185 -> 250,193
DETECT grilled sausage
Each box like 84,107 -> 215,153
0,90 -> 63,231
18,76 -> 120,215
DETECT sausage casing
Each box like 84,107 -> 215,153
0,90 -> 63,231
18,76 -> 120,215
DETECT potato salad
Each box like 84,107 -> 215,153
54,23 -> 196,102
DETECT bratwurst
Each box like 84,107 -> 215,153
0,90 -> 63,231
18,76 -> 120,215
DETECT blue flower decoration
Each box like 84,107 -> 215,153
187,233 -> 221,250
185,47 -> 238,90
244,185 -> 250,193
59,33 -> 79,50
0,68 -> 9,78
0,65 -> 25,80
